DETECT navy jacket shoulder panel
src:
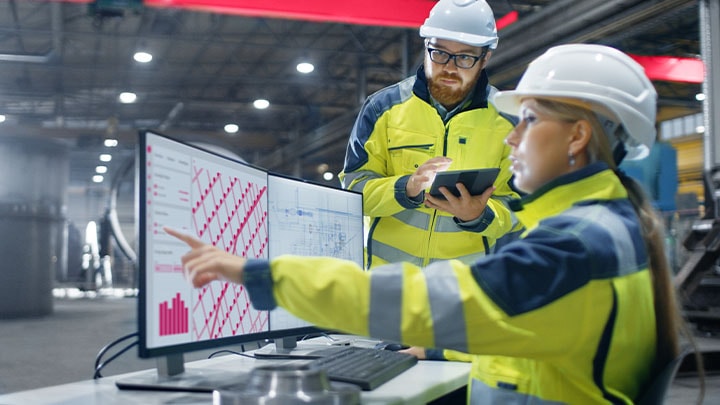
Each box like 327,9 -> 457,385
470,200 -> 646,316
470,224 -> 591,316
343,76 -> 416,173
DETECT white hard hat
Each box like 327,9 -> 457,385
419,0 -> 499,49
493,44 -> 658,161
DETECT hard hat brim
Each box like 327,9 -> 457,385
492,90 -> 654,161
419,26 -> 498,49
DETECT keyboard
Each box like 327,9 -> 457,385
308,346 -> 418,390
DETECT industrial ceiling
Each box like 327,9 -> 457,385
0,0 -> 704,192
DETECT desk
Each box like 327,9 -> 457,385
0,341 -> 470,405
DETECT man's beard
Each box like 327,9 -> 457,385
428,72 -> 477,109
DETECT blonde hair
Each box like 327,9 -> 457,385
532,98 -> 698,390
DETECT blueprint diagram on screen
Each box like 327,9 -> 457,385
267,175 -> 364,265
265,174 -> 364,330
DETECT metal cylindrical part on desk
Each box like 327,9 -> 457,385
213,363 -> 361,405
0,135 -> 68,318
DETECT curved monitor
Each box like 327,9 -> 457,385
121,130 -> 364,391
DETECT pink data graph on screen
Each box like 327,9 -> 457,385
193,282 -> 269,340
190,162 -> 269,340
159,293 -> 189,336
154,263 -> 183,273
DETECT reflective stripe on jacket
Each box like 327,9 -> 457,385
245,163 -> 656,404
339,66 -> 518,268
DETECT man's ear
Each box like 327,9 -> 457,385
482,50 -> 493,64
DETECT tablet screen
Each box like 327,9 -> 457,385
428,168 -> 500,199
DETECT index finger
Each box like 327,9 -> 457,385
164,227 -> 205,248
429,157 -> 453,172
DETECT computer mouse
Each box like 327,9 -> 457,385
383,343 -> 408,351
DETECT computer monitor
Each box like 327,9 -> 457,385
266,171 -> 365,350
117,130 -> 364,391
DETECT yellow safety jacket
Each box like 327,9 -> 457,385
339,66 -> 518,268
244,163 -> 656,404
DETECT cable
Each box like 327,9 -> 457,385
208,349 -> 256,359
93,332 -> 139,379
316,332 -> 342,342
94,332 -> 138,372
94,341 -> 138,379
207,349 -> 320,360
252,353 -> 322,360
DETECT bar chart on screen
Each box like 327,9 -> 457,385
159,293 -> 188,336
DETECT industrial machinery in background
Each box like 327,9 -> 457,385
676,168 -> 720,335
674,1 -> 720,358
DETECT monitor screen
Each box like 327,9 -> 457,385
135,130 -> 364,363
266,172 -> 365,339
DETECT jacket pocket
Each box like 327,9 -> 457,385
388,140 -> 436,175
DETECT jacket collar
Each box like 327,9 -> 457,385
510,162 -> 628,232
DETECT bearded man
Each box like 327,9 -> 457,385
340,0 -> 519,270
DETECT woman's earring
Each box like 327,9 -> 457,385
568,153 -> 576,167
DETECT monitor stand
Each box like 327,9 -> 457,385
274,336 -> 298,353
251,335 -> 325,359
250,335 -> 357,361
115,353 -> 248,393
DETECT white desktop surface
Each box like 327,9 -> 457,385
0,339 -> 470,405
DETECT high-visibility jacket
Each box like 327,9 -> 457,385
339,66 -> 518,268
244,162 -> 656,404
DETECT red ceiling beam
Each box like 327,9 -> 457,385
630,54 -> 704,84
71,0 -> 515,29
145,0 -> 437,28
146,1 -> 522,30
496,10 -> 518,30
72,1 -> 704,84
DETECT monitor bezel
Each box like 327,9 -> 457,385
136,129 -> 340,359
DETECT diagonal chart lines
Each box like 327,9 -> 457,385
189,163 -> 269,341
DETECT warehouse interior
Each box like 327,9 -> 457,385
0,0 -> 718,403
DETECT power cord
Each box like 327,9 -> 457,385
208,349 -> 320,360
208,349 -> 256,359
93,332 -> 139,379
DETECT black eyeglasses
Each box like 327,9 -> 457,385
426,47 -> 484,69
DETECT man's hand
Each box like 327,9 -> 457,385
164,227 -> 247,288
406,157 -> 453,198
399,346 -> 427,359
425,183 -> 495,222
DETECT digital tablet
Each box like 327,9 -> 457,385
428,168 -> 500,199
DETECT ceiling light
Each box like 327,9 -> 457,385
0,114 -> 5,123
92,175 -> 104,183
99,154 -> 112,162
696,126 -> 705,133
119,92 -> 137,103
253,99 -> 270,109
316,163 -> 329,174
323,171 -> 334,181
96,165 -> 108,174
696,93 -> 706,101
104,139 -> 118,147
224,123 -> 239,134
133,51 -> 153,63
296,62 -> 314,74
